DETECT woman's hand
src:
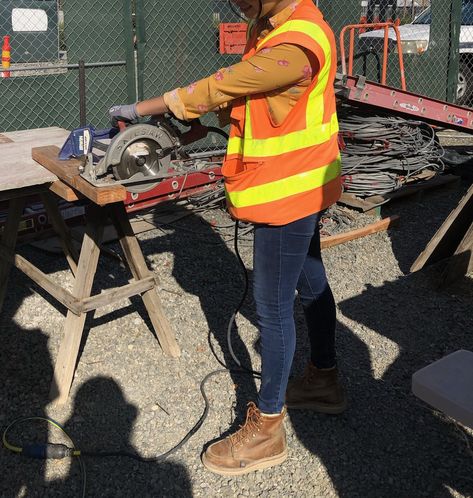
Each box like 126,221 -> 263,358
108,103 -> 140,125
109,96 -> 169,126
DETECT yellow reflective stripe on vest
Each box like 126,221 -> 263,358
229,19 -> 334,159
227,112 -> 338,157
226,156 -> 341,208
258,20 -> 333,126
257,20 -> 329,51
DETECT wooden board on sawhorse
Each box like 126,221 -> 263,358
410,183 -> 473,286
16,145 -> 179,404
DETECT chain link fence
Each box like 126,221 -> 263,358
0,0 -> 133,132
136,0 -> 244,152
1,0 -> 472,135
324,0 -> 472,105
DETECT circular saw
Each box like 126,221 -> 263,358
100,123 -> 178,193
68,117 -> 211,193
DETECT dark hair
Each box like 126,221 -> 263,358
256,0 -> 263,18
227,0 -> 264,20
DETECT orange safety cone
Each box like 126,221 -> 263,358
2,35 -> 11,78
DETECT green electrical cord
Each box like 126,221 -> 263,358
3,416 -> 87,498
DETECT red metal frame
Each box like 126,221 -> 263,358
124,165 -> 223,213
339,22 -> 406,91
337,74 -> 473,133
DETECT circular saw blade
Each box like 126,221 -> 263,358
104,124 -> 177,193
113,138 -> 161,191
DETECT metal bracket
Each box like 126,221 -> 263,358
354,75 -> 367,100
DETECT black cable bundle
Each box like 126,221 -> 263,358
338,106 -> 445,197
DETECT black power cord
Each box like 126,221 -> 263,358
3,221 -> 260,495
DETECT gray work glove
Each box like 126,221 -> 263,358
109,103 -> 140,126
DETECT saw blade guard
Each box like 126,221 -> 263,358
102,124 -> 177,193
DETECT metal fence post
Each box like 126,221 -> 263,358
78,59 -> 87,126
134,0 -> 147,102
447,0 -> 462,103
123,0 -> 137,103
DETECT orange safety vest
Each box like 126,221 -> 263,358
222,0 -> 342,226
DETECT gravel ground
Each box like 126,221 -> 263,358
1,180 -> 472,498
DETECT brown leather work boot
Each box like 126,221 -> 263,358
285,363 -> 347,414
202,402 -> 287,476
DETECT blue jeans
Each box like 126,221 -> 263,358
253,212 -> 336,414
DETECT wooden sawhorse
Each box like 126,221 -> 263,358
411,182 -> 473,285
0,145 -> 180,405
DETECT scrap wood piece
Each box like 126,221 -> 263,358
49,179 -> 80,202
32,146 -> 126,206
339,175 -> 460,213
338,192 -> 378,212
411,183 -> 473,273
321,215 -> 399,249
366,174 -> 460,205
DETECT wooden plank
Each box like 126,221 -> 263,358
111,203 -> 180,358
321,216 -> 400,249
0,128 -> 71,192
40,192 -> 79,275
0,134 -> 14,144
339,175 -> 460,213
0,160 -> 57,192
79,275 -> 156,313
338,193 -> 377,212
440,222 -> 473,286
0,198 -> 25,311
453,222 -> 473,274
49,180 -> 80,202
2,127 -> 69,146
411,184 -> 473,272
366,175 -> 460,205
32,145 -> 79,183
0,243 -> 81,314
50,208 -> 104,404
32,146 -> 126,206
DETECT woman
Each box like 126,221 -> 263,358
110,0 -> 346,476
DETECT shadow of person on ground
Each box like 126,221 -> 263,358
289,269 -> 473,498
144,205 -> 260,433
0,255 -> 58,497
55,376 -> 193,497
0,233 -> 193,497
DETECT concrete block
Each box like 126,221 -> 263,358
412,350 -> 473,429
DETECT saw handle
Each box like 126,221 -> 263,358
117,120 -> 127,132
178,119 -> 209,146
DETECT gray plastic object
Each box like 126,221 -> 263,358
412,349 -> 473,429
